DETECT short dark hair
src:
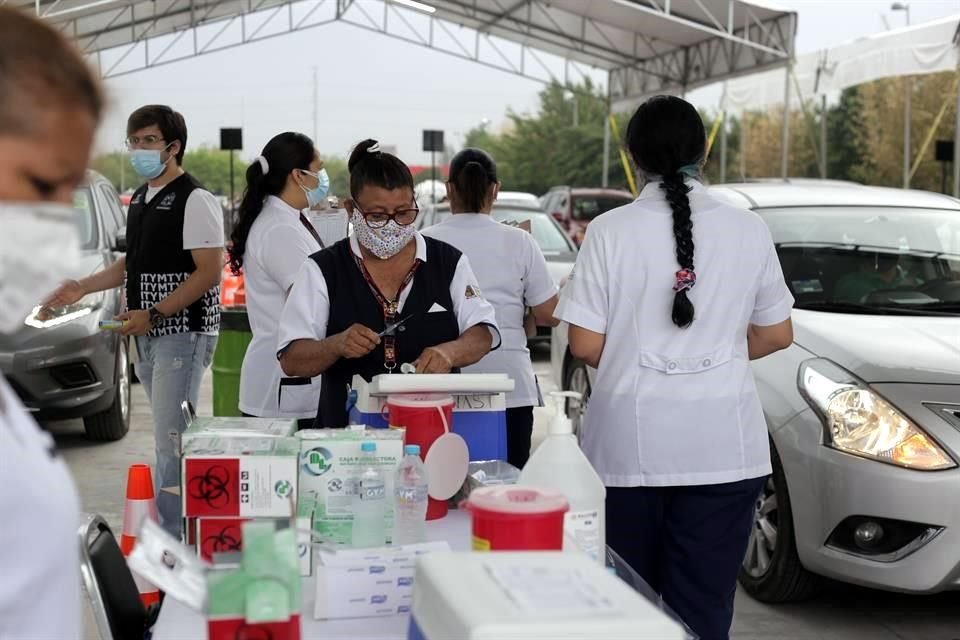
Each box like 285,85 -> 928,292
127,105 -> 188,165
348,139 -> 413,200
448,148 -> 497,212
0,7 -> 104,135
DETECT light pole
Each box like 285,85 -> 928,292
892,2 -> 911,188
563,89 -> 579,127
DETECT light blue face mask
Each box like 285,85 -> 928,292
299,168 -> 330,208
129,147 -> 172,180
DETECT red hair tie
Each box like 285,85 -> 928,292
674,269 -> 696,293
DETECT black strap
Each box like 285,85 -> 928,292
298,213 -> 325,249
351,252 -> 420,371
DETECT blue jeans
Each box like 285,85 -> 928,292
135,332 -> 217,538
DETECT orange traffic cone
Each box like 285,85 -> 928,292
120,464 -> 161,607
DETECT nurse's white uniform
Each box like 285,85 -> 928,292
423,213 -> 557,408
555,180 -> 794,488
0,378 -> 82,639
238,195 -> 323,418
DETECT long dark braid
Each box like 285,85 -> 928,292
625,95 -> 706,329
661,173 -> 695,327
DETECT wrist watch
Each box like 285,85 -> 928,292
148,306 -> 166,328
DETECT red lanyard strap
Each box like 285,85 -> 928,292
298,213 -> 325,249
352,252 -> 420,370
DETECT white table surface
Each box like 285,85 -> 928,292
152,510 -> 471,640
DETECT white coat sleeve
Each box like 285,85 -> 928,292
751,226 -> 795,327
450,254 -> 502,349
260,224 -> 317,293
277,260 -> 330,356
554,226 -> 609,334
522,231 -> 559,306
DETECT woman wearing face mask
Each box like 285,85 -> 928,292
0,7 -> 104,638
228,132 -> 329,425
423,148 -> 559,468
278,139 -> 501,428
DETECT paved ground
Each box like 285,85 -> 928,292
50,348 -> 960,639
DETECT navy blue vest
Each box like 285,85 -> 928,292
311,237 -> 462,427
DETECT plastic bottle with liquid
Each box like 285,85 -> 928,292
393,444 -> 429,545
351,441 -> 387,548
517,392 -> 606,564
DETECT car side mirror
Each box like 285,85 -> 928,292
113,231 -> 127,252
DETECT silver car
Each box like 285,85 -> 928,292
0,171 -> 131,441
552,181 -> 960,600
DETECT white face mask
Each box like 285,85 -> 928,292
351,211 -> 416,259
0,203 -> 82,334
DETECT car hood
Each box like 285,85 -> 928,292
793,309 -> 960,384
0,252 -> 107,352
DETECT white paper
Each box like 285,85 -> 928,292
485,564 -> 622,618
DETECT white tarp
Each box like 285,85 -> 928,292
724,14 -> 960,111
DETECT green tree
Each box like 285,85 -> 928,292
462,80 -> 629,194
322,155 -> 349,199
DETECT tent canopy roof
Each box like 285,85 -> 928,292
11,0 -> 794,104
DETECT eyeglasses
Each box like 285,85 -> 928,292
125,135 -> 166,149
353,202 -> 420,229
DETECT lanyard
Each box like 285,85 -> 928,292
352,252 -> 420,371
298,213 -> 325,249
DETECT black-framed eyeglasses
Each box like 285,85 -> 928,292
354,202 -> 420,229
125,135 -> 166,149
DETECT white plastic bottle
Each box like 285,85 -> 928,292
351,441 -> 387,548
518,392 -> 606,564
393,444 -> 429,545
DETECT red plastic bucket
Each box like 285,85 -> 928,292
387,394 -> 455,520
467,486 -> 569,551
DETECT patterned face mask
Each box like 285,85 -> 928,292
351,211 -> 416,259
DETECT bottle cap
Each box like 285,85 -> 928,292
361,441 -> 377,453
404,444 -> 421,456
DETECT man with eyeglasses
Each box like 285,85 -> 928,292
48,104 -> 224,538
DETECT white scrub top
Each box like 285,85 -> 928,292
277,232 -> 500,362
239,196 -> 323,418
555,180 -> 794,488
424,214 -> 557,407
0,378 -> 81,639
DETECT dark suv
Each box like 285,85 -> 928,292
0,171 -> 131,440
541,187 -> 634,246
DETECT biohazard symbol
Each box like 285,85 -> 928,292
188,465 -> 231,509
203,526 -> 242,556
235,625 -> 272,640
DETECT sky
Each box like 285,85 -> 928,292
95,0 -> 960,166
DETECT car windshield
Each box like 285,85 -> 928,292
572,195 -> 633,221
492,209 -> 575,254
758,206 -> 960,315
73,187 -> 98,250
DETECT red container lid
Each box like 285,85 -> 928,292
468,486 -> 569,515
387,393 -> 454,408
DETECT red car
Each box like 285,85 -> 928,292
541,186 -> 634,246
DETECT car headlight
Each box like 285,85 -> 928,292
24,302 -> 96,329
798,359 -> 955,471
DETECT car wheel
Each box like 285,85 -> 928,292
83,338 -> 131,442
563,357 -> 591,440
738,443 -> 818,603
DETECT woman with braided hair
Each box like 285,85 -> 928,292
555,95 -> 794,640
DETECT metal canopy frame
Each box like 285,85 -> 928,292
9,0 -> 795,102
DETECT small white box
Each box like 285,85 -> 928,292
313,542 -> 448,620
